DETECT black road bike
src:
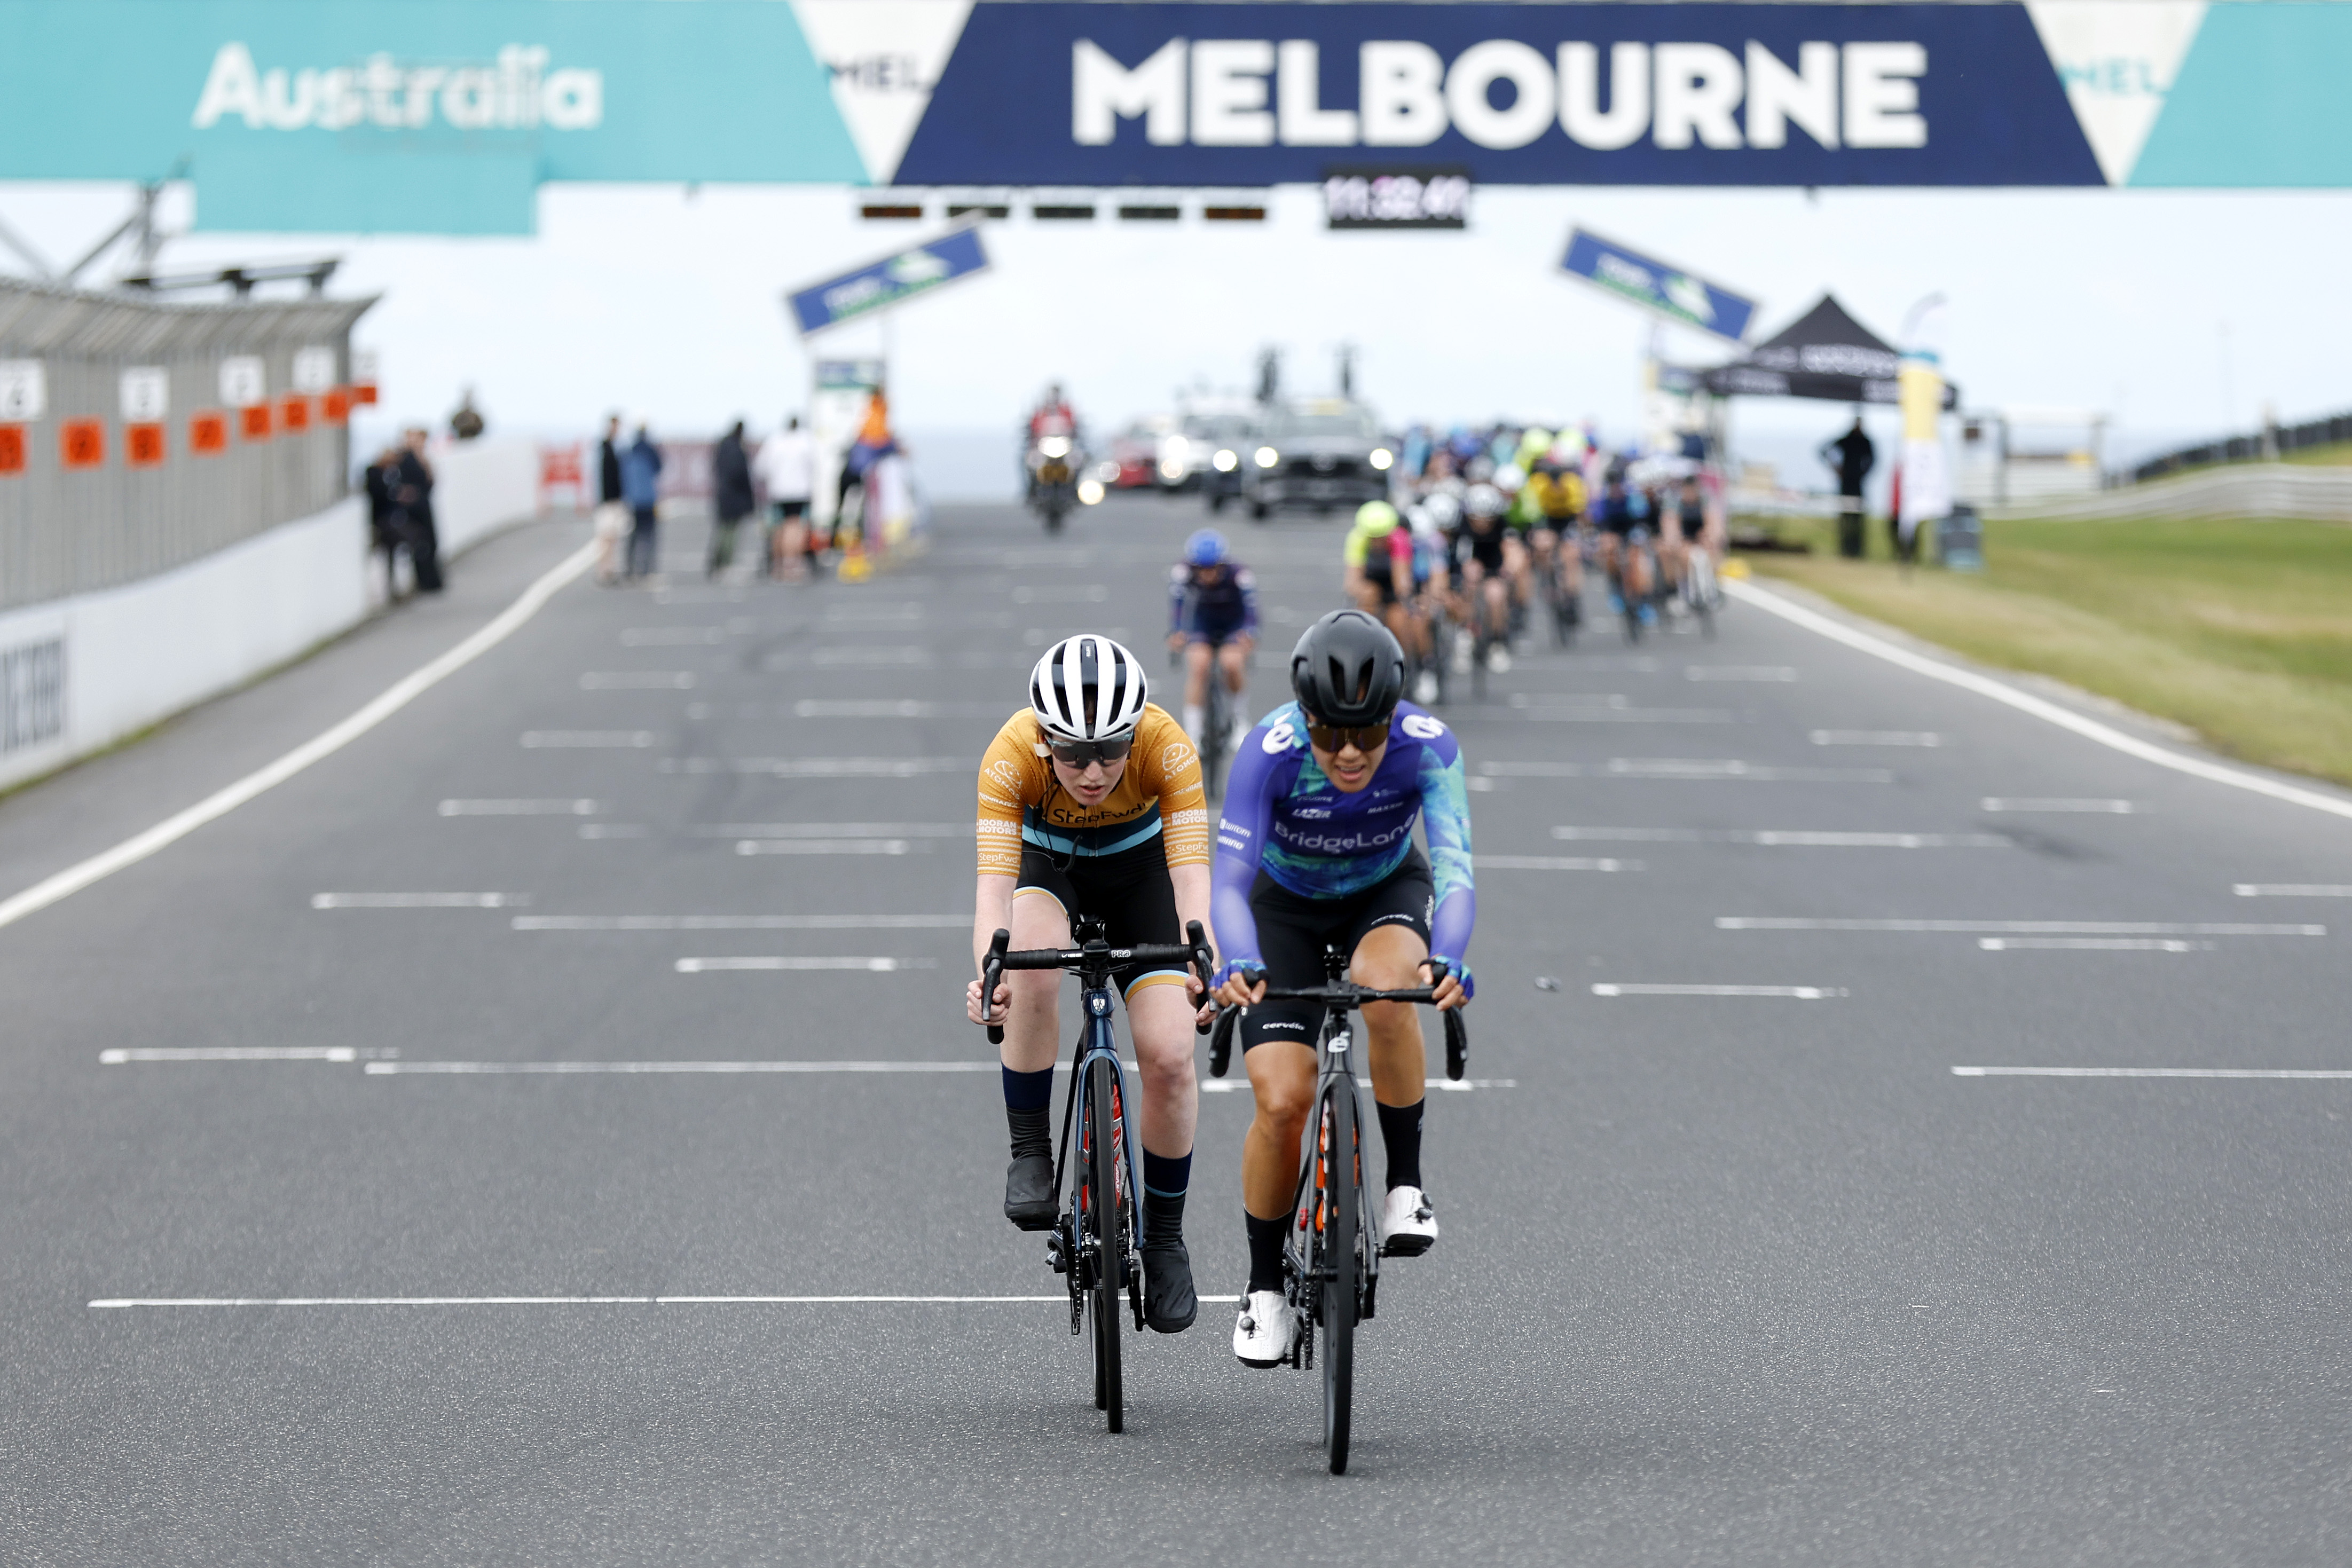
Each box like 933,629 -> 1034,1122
981,918 -> 1214,1433
1206,949 -> 1470,1473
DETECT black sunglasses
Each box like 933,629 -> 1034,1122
1305,717 -> 1391,755
1046,734 -> 1134,768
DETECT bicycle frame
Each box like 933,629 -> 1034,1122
1051,965 -> 1144,1331
1287,993 -> 1381,1345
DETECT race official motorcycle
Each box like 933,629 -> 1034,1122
1028,434 -> 1080,533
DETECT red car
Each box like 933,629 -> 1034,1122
1105,424 -> 1160,488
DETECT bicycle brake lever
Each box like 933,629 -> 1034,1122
1184,919 -> 1214,1034
982,927 -> 1010,1046
1208,1006 -> 1238,1078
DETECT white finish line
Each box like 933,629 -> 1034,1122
1954,1066 -> 2352,1080
0,541 -> 596,933
90,1295 -> 1085,1309
1554,827 -> 2004,848
1727,577 -> 2352,824
659,758 -> 966,777
1482,759 -> 1893,783
367,1060 -> 997,1076
102,1046 -> 356,1065
737,840 -> 913,856
313,892 -> 525,909
1593,983 -> 1845,999
2235,884 -> 2352,898
1475,855 -> 1639,872
515,914 -> 965,931
1717,918 -> 2323,936
674,956 -> 933,973
1979,936 -> 2206,952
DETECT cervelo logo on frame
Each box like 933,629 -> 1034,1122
1072,37 -> 1925,153
192,42 -> 604,132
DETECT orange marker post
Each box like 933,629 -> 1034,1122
280,394 -> 311,433
126,423 -> 166,467
190,411 -> 229,455
239,404 -> 273,442
322,388 -> 352,425
0,424 -> 24,475
60,419 -> 105,469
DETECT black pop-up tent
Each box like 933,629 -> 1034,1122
1699,294 -> 1958,408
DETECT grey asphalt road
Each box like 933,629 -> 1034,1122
3,493 -> 2350,1565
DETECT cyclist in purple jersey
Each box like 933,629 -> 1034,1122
1208,610 -> 1475,1367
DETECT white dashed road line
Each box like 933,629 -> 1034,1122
1474,856 -> 1639,872
1717,917 -> 2323,936
101,1046 -> 357,1065
1979,937 -> 2207,952
2234,884 -> 2352,898
513,914 -> 966,930
1981,798 -> 2137,814
313,893 -> 526,909
1954,1066 -> 2352,1081
439,799 -> 598,816
1592,983 -> 1846,999
1810,730 -> 1943,747
673,956 -> 934,973
520,731 -> 655,748
1555,827 -> 2006,848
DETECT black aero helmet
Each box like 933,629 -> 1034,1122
1291,609 -> 1406,726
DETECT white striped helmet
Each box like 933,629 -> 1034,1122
1028,635 -> 1150,742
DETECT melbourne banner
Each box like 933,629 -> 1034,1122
0,1 -> 2346,234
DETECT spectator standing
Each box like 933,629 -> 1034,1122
756,414 -> 815,580
449,388 -> 486,441
364,444 -> 406,599
395,428 -> 443,593
709,420 -> 755,578
835,389 -> 897,547
621,424 -> 664,580
1818,415 -> 1876,560
593,414 -> 629,586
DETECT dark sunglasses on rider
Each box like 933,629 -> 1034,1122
1304,716 -> 1392,755
1045,734 -> 1134,768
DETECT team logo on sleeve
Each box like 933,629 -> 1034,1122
1262,720 -> 1296,753
1402,713 -> 1447,740
986,759 -> 1026,791
1162,742 -> 1194,775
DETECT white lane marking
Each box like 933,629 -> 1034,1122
101,1046 -> 357,1065
1718,917 -> 2323,936
515,914 -> 965,931
1811,729 -> 1943,747
1554,826 -> 2005,848
1508,693 -> 1633,707
694,823 -> 967,838
1727,577 -> 2352,824
1686,666 -> 1797,682
792,700 -> 992,718
2234,884 -> 2352,897
580,671 -> 696,690
1201,1077 -> 1516,1093
812,647 -> 932,666
1474,856 -> 1639,872
1954,1066 -> 2352,1080
440,798 -> 597,816
1593,983 -> 1845,999
312,893 -> 524,909
1979,937 -> 2206,951
1012,584 -> 1110,603
674,956 -> 934,973
1482,759 -> 1892,783
369,1058 -> 987,1075
1981,797 -> 2136,814
0,542 -> 596,934
660,757 -> 964,777
737,840 -> 913,856
579,824 -> 647,839
90,1295 -> 1069,1309
520,730 -> 655,748
620,626 -> 725,645
1509,710 -> 1733,724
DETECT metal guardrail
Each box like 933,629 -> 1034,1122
0,279 -> 375,612
1992,462 -> 2352,524
2130,411 -> 2352,486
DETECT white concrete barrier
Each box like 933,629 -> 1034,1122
429,436 -> 542,557
1991,463 -> 2352,524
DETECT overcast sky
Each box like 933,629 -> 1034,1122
4,178 -> 2349,494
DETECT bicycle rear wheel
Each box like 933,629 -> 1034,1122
1084,1055 -> 1126,1432
1320,1085 -> 1360,1474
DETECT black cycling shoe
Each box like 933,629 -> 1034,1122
1140,1239 -> 1199,1333
1003,1154 -> 1057,1231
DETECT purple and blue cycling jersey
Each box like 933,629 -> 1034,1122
1211,698 -> 1475,970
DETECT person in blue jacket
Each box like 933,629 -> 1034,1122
1209,609 -> 1475,1368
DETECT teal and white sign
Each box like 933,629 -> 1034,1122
2,1 -> 2352,238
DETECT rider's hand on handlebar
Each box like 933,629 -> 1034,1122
1422,962 -> 1467,1012
1213,964 -> 1267,1010
966,976 -> 1010,1027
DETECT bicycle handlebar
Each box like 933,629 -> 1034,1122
1206,971 -> 1470,1081
979,920 -> 1214,1045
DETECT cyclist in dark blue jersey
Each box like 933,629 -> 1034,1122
1167,527 -> 1258,751
1208,609 -> 1475,1367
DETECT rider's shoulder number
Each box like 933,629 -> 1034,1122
1401,713 -> 1446,740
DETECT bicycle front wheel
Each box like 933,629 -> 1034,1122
1320,1085 -> 1360,1473
1085,1055 -> 1127,1432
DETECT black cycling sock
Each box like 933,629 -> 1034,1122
1001,1065 -> 1053,1110
1142,1148 -> 1190,1245
1006,1108 -> 1052,1163
1378,1098 -> 1425,1193
1245,1212 -> 1288,1294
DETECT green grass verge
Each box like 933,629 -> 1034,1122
1739,511 -> 2352,787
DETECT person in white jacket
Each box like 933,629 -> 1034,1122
756,415 -> 816,580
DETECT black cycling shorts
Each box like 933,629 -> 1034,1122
1015,839 -> 1189,998
1239,851 -> 1434,1054
1459,532 -> 1506,574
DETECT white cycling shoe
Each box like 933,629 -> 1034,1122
1380,1186 -> 1439,1257
1232,1289 -> 1300,1368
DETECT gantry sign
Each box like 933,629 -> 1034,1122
0,1 -> 2337,234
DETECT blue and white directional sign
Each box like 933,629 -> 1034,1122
786,226 -> 990,336
1560,228 -> 1757,343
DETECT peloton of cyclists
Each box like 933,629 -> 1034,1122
1210,610 -> 1475,1366
1167,527 -> 1258,752
966,635 -> 1214,1334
